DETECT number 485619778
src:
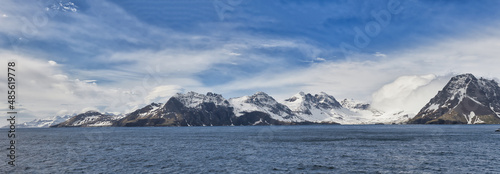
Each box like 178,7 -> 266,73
7,62 -> 15,110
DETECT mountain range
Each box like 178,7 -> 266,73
13,73 -> 500,128
14,115 -> 74,128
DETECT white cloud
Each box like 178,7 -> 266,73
227,52 -> 241,56
374,52 -> 386,57
315,57 -> 326,61
216,60 -> 400,101
81,107 -> 99,113
215,23 -> 500,104
83,80 -> 97,83
144,85 -> 183,104
371,74 -> 451,114
0,51 -> 163,126
48,60 -> 57,66
2,0 -> 500,127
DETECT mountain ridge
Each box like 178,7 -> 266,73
25,73 -> 499,128
409,74 -> 500,124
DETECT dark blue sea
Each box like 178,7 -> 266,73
1,125 -> 500,173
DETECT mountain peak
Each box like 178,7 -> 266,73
314,93 -> 341,108
206,92 -> 224,98
297,91 -> 306,96
246,92 -> 279,104
410,74 -> 500,124
253,91 -> 270,97
283,92 -> 343,120
450,73 -> 476,82
83,110 -> 102,115
341,98 -> 370,110
284,92 -> 342,108
228,92 -> 299,122
173,91 -> 228,108
453,73 -> 476,80
247,92 -> 277,103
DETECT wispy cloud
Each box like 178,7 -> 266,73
216,23 -> 500,102
1,0 -> 500,126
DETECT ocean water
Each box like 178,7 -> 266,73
1,125 -> 500,173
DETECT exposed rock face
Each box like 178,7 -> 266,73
113,92 -> 310,127
54,74 -> 500,127
283,92 -> 369,124
51,111 -> 124,127
229,92 -> 301,122
341,99 -> 370,110
284,92 -> 343,115
116,95 -> 237,127
409,74 -> 500,124
34,73 -> 500,127
53,92 -> 341,127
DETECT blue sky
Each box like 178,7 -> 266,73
1,0 -> 500,124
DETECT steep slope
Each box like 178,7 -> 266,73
56,87 -> 462,127
282,92 -> 406,124
229,92 -> 303,122
340,98 -> 370,110
116,92 -> 296,127
283,92 -> 351,123
51,111 -> 124,127
116,92 -> 236,126
409,74 -> 500,124
174,91 -> 230,109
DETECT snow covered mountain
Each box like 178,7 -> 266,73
57,91 -> 351,127
340,98 -> 370,110
229,92 -> 303,122
13,114 -> 74,128
52,91 -> 408,127
51,111 -> 125,127
49,74 -> 500,127
114,91 -> 297,127
283,92 -> 351,123
281,92 -> 407,124
175,92 -> 230,109
409,74 -> 500,124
